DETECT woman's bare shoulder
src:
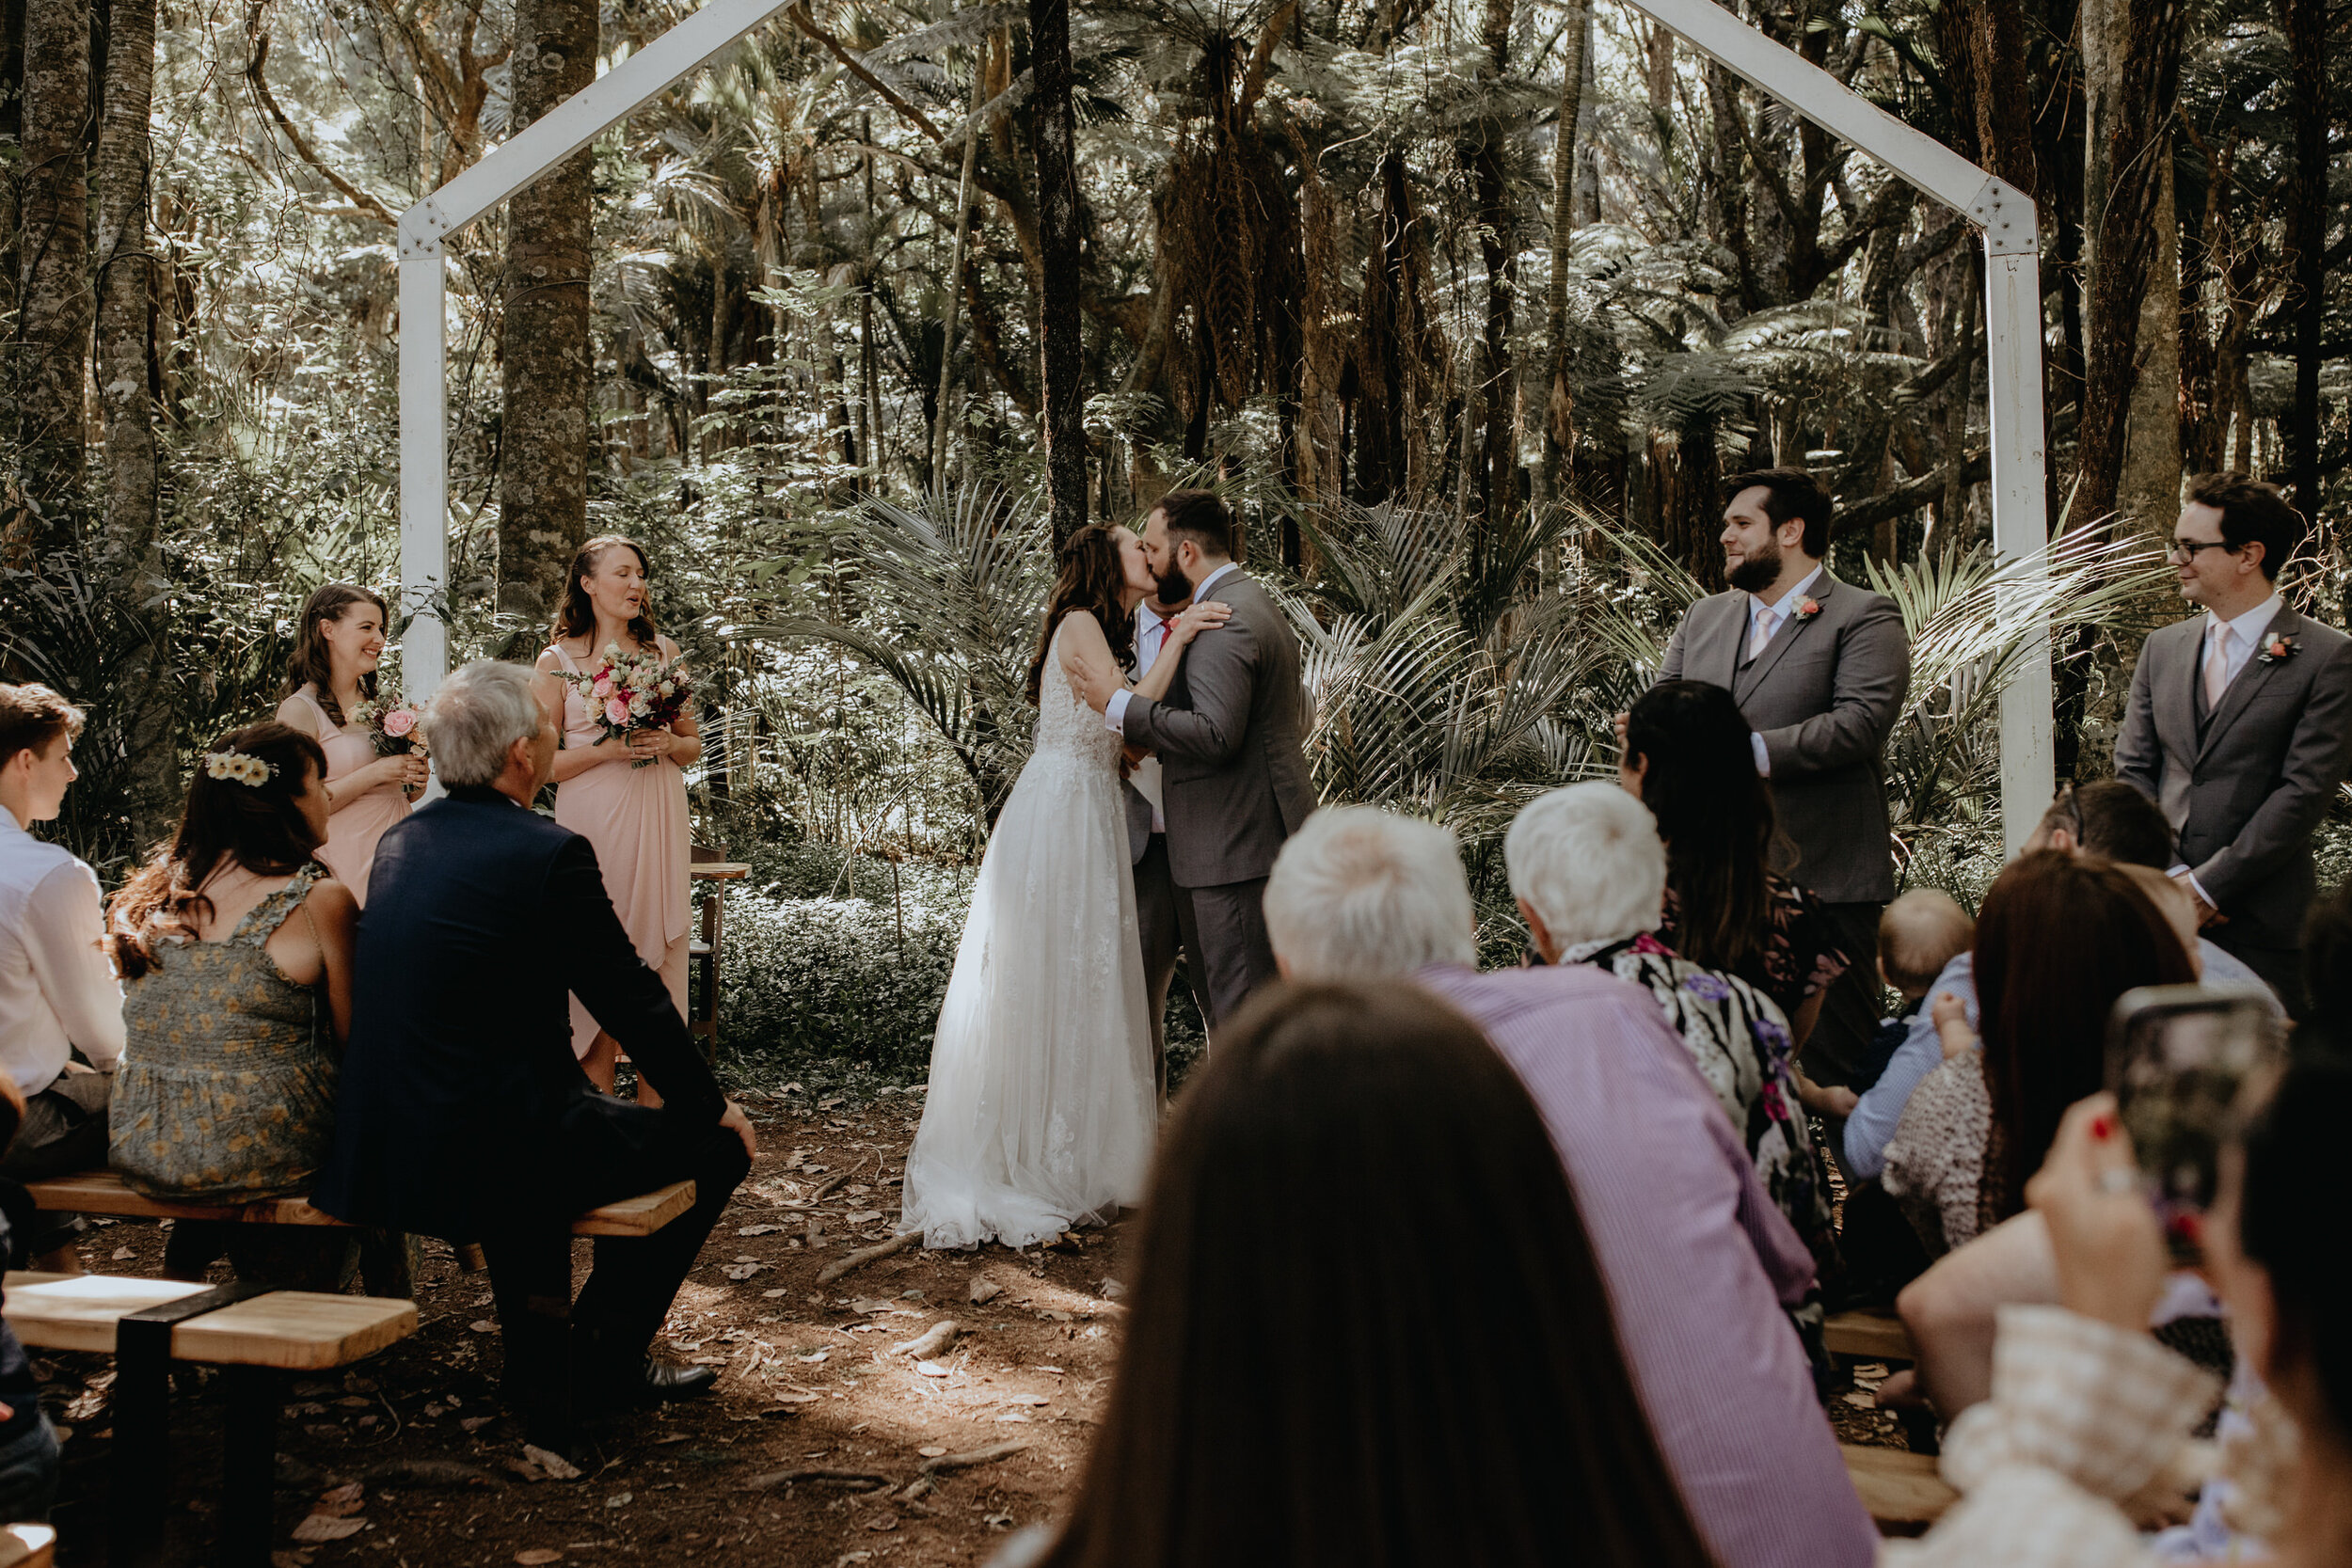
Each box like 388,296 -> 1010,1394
275,690 -> 317,731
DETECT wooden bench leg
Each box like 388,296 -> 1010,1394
112,1318 -> 173,1568
221,1366 -> 278,1566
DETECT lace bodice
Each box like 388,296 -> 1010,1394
1031,621 -> 1123,770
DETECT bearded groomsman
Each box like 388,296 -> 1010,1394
1654,468 -> 1912,1090
2115,474 -> 2352,1013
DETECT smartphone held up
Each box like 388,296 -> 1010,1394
2106,983 -> 2284,1263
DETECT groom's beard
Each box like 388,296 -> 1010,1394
1153,562 -> 1194,602
1725,540 -> 1782,594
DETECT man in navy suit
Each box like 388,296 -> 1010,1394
316,660 -> 755,1446
2115,474 -> 2352,1011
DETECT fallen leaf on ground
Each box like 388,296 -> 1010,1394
514,1552 -> 564,1566
1099,1277 -> 1126,1300
844,1211 -> 884,1225
723,1262 -> 766,1280
738,1224 -> 783,1237
469,1320 -> 499,1334
290,1515 -> 365,1543
461,1416 -> 498,1433
762,1288 -> 791,1299
863,1513 -> 899,1532
312,1482 -> 365,1517
917,1447 -> 947,1458
111,1247 -> 134,1260
522,1444 -> 582,1481
605,1492 -> 631,1509
914,1361 -> 950,1378
797,1352 -> 828,1364
968,1277 -> 1003,1304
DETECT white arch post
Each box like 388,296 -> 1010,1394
397,0 -> 2054,847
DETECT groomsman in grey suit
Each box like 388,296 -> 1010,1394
1111,490 -> 1317,1031
1655,468 -> 1912,1088
2115,473 -> 2352,1012
1125,587 -> 1188,1099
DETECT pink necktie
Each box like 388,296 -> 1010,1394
2204,628 -> 2230,710
1750,609 -> 1779,662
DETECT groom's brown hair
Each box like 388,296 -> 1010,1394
1154,489 -> 1235,559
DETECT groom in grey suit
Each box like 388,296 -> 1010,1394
1656,468 -> 1912,1089
1111,490 -> 1317,1031
1125,589 -> 1189,1098
2116,473 -> 2352,1012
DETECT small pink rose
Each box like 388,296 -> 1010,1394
592,677 -> 614,699
605,696 -> 631,725
381,708 -> 417,738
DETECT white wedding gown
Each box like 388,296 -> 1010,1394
900,620 -> 1158,1249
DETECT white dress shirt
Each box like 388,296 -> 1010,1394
2201,592 -> 2283,696
1742,564 -> 1824,777
1104,561 -> 1241,736
0,810 -> 126,1098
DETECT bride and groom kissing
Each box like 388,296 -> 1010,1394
900,489 -> 1317,1250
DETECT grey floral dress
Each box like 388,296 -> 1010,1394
111,864 -> 339,1201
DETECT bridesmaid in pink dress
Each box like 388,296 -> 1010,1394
275,583 -> 427,905
532,535 -> 701,1099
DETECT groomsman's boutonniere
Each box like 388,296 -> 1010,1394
2257,633 -> 2298,666
1793,596 -> 1823,624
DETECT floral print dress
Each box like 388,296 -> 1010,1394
1659,873 -> 1851,1025
111,864 -> 339,1201
1565,932 -> 1838,1275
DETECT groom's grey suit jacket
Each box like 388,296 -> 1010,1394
1120,569 -> 1317,888
2114,603 -> 2352,949
1657,570 -> 1910,905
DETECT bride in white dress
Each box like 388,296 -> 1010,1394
901,523 -> 1231,1249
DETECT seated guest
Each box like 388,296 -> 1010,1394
1882,851 -> 2193,1257
1024,980 -> 1715,1568
1846,780 -> 2271,1182
1890,1062 -> 2351,1567
1872,889 -> 1975,1083
0,684 -> 125,1270
0,1074 -> 58,1522
1505,782 -> 1835,1273
1622,681 -> 1851,1058
1263,806 -> 1875,1568
104,723 -> 366,1287
315,660 -> 755,1447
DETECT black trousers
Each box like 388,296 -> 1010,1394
0,1069 -> 111,1254
1133,834 -> 1183,1101
480,1117 -> 751,1445
1802,901 -> 1890,1090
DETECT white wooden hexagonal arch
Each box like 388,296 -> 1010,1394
399,0 -> 2053,845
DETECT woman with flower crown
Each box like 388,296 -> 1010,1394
276,583 -> 429,905
104,721 -> 379,1287
532,536 -> 701,1099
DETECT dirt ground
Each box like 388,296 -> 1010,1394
40,1084 -> 1130,1567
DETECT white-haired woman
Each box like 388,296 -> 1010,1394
1506,783 -> 1835,1273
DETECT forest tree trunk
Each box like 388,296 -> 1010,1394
94,0 -> 174,845
1469,0 -> 1516,532
498,0 -> 596,639
2285,0 -> 2325,515
1540,0 -> 1587,506
1029,0 -> 1086,546
2075,0 -> 2185,531
13,0 -> 90,546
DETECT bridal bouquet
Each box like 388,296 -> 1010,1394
348,690 -> 428,758
558,642 -> 692,768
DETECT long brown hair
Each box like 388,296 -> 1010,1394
551,535 -> 659,650
107,721 -> 330,980
1024,524 -> 1136,706
1975,849 -> 2195,1217
1629,679 -> 1778,974
283,583 -> 390,727
1040,980 -> 1714,1568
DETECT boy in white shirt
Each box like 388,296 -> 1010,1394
0,685 -> 124,1268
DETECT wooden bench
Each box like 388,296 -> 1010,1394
7,1272 -> 418,1567
1824,1307 -> 1916,1363
25,1169 -> 695,1239
1843,1443 -> 1956,1534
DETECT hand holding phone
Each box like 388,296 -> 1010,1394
2106,983 -> 2284,1263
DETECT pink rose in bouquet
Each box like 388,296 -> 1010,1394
557,641 -> 692,768
381,707 -> 417,740
349,689 -> 429,758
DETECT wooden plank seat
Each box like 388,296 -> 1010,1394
1824,1307 -> 1916,1363
6,1273 -> 419,1566
24,1168 -> 694,1239
1843,1443 -> 1957,1534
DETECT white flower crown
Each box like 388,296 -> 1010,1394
202,749 -> 275,787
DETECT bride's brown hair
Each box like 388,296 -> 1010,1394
1025,524 -> 1136,706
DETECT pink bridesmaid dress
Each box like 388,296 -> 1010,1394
293,687 -> 409,905
548,642 -> 692,1058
